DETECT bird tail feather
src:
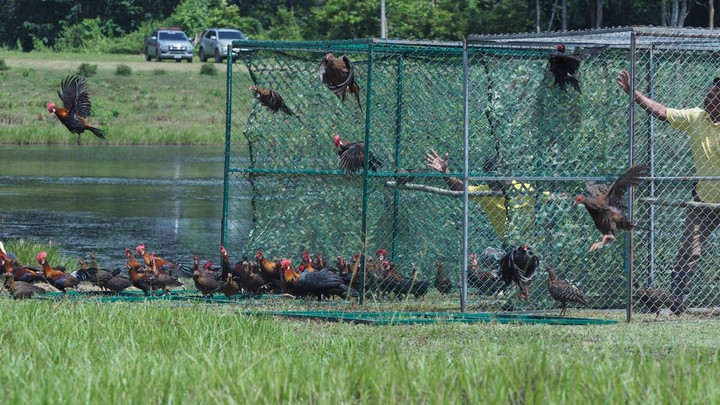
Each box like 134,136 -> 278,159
87,126 -> 106,140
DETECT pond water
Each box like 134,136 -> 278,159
0,144 -> 226,268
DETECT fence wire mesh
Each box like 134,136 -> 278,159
223,29 -> 720,320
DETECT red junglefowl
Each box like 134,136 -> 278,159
136,244 -> 182,274
467,253 -> 500,295
498,244 -> 540,300
279,259 -> 305,297
317,53 -> 362,110
409,264 -> 431,298
333,134 -> 383,174
434,262 -> 453,295
192,256 -> 225,297
297,259 -> 358,301
3,273 -> 46,299
1,252 -> 44,284
47,75 -> 105,141
575,165 -> 649,251
235,258 -> 274,294
88,255 -> 131,294
548,44 -> 608,93
35,251 -> 95,293
255,250 -> 281,281
633,278 -> 685,320
545,267 -> 589,316
125,248 -> 156,296
149,253 -> 184,295
249,86 -> 294,116
220,273 -> 241,299
315,252 -> 328,270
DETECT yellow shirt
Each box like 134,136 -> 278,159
666,107 -> 720,203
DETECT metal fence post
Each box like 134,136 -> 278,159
626,31 -> 637,323
220,43 -> 234,250
461,39 -> 470,312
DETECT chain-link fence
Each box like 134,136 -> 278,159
222,28 -> 720,320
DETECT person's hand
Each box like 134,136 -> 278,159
425,149 -> 449,173
616,70 -> 631,94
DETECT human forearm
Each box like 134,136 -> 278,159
631,89 -> 668,121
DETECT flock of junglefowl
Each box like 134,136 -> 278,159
0,241 -> 684,318
35,47 -> 685,318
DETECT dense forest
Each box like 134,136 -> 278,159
1,0 -> 717,52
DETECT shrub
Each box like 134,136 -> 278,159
0,59 -> 8,71
77,63 -> 98,77
115,64 -> 132,76
200,64 -> 217,76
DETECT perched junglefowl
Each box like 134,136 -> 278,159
136,244 -> 181,274
35,251 -> 95,292
125,248 -> 156,296
149,253 -> 184,295
548,44 -> 608,92
545,267 -> 589,316
575,165 -> 649,251
192,256 -> 225,297
317,53 -> 362,110
3,273 -> 46,299
249,85 -> 294,116
633,279 -> 685,319
47,75 -> 105,141
434,262 -> 453,295
333,134 -> 383,174
498,245 -> 540,300
1,252 -> 44,283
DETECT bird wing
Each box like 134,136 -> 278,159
548,53 -> 582,76
58,75 -> 92,118
339,142 -> 366,173
585,181 -> 610,198
606,165 -> 649,210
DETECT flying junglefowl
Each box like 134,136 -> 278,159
333,134 -> 383,174
47,75 -> 105,142
548,44 -> 608,93
545,267 -> 589,316
317,53 -> 362,111
498,244 -> 540,300
249,86 -> 294,116
575,165 -> 649,251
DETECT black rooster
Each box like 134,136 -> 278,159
333,134 -> 383,174
498,244 -> 540,300
548,44 -> 608,93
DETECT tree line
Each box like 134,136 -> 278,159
1,0 -> 716,52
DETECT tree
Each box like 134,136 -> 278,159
666,0 -> 692,26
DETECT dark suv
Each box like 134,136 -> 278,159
198,28 -> 248,63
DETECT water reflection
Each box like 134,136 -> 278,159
0,145 -> 225,267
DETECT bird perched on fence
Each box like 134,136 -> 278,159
545,267 -> 589,316
249,86 -> 295,116
574,165 -> 649,251
633,278 -> 685,320
47,75 -> 105,142
317,53 -> 362,111
498,244 -> 540,300
548,44 -> 608,93
333,134 -> 383,174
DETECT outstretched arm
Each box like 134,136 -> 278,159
425,149 -> 463,191
617,70 -> 668,122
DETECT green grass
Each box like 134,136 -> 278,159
0,51 -> 238,145
0,300 -> 719,403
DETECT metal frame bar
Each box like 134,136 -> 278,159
626,32 -> 637,323
391,56 -> 405,263
461,39 -> 470,313
220,44 -> 233,249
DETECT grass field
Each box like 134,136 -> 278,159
0,299 -> 718,404
0,51 -> 236,144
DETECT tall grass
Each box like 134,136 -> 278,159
0,299 -> 719,403
0,51 -> 236,145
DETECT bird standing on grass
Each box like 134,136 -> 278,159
548,44 -> 608,93
47,75 -> 105,143
498,244 -> 539,300
574,165 -> 649,251
546,267 -> 589,316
